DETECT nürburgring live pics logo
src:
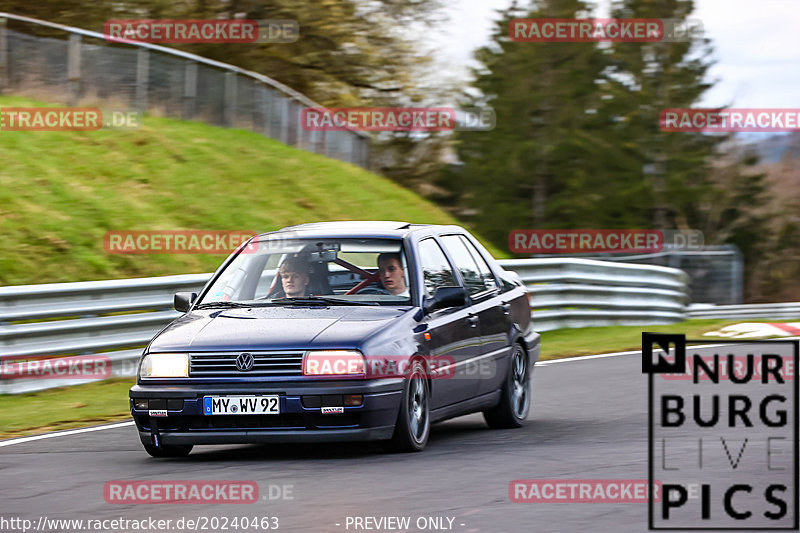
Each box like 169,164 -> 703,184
643,333 -> 798,530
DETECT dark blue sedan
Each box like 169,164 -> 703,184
130,221 -> 539,456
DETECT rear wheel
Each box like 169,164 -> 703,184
483,343 -> 530,429
143,443 -> 193,458
384,360 -> 430,452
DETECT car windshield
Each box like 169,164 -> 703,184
197,237 -> 412,307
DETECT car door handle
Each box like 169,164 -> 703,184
501,302 -> 511,315
466,314 -> 479,327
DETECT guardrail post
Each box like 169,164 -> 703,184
361,138 -> 369,168
354,137 -> 363,167
223,71 -> 237,127
311,128 -> 324,155
259,85 -> 270,137
135,48 -> 149,113
299,107 -> 310,150
0,16 -> 8,93
280,97 -> 290,144
254,84 -> 264,132
67,33 -> 81,106
345,134 -> 354,164
182,61 -> 197,120
325,130 -> 336,158
731,247 -> 744,304
288,100 -> 299,146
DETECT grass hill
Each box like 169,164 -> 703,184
0,96 -> 502,286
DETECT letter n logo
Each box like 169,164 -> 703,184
642,332 -> 685,374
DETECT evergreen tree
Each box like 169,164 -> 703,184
447,0 -> 610,248
606,0 -> 720,230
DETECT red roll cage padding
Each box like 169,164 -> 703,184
335,257 -> 381,295
334,258 -> 381,295
265,272 -> 280,297
345,271 -> 380,295
332,258 -> 371,278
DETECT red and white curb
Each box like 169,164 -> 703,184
703,322 -> 800,339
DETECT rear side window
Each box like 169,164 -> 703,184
458,235 -> 497,293
417,238 -> 458,297
440,235 -> 494,296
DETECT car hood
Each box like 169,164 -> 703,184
147,306 -> 411,352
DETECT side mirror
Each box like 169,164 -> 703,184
174,292 -> 197,313
425,286 -> 467,313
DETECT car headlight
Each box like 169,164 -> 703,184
303,350 -> 365,376
139,353 -> 189,378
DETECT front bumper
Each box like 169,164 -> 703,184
130,379 -> 403,446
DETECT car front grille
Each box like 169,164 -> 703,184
189,351 -> 304,377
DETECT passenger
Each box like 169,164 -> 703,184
377,253 -> 409,297
278,256 -> 311,298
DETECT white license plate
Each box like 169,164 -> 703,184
203,395 -> 280,415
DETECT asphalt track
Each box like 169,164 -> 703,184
0,345 -> 796,533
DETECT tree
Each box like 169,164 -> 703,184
445,0 -> 612,247
606,0 -> 719,230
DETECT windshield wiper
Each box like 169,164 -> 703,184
194,301 -> 274,309
270,296 -> 378,306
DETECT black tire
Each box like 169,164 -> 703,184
483,343 -> 530,429
383,360 -> 430,452
143,443 -> 193,458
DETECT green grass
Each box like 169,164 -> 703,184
0,95 -> 502,286
3,318 -> 795,439
539,318 -> 794,360
0,378 -> 134,439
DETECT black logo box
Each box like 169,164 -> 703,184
643,333 -> 799,531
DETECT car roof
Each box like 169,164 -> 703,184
256,221 -> 467,240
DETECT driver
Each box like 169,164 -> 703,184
278,256 -> 311,298
377,253 -> 409,297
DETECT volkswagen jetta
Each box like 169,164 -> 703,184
130,221 -> 539,456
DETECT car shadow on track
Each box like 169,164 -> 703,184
145,414 -> 615,462
178,441 -> 386,462
166,416 -> 545,461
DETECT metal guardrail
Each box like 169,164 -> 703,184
0,274 -> 209,394
688,302 -> 800,320
498,258 -> 689,332
0,258 -> 689,394
580,245 -> 744,305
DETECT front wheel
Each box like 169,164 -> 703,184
383,360 -> 430,452
143,443 -> 193,458
483,343 -> 530,429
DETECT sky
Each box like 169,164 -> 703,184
432,0 -> 800,109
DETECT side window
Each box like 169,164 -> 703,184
440,235 -> 486,296
417,238 -> 458,298
459,236 -> 498,293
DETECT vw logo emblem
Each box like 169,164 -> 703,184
235,352 -> 255,372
